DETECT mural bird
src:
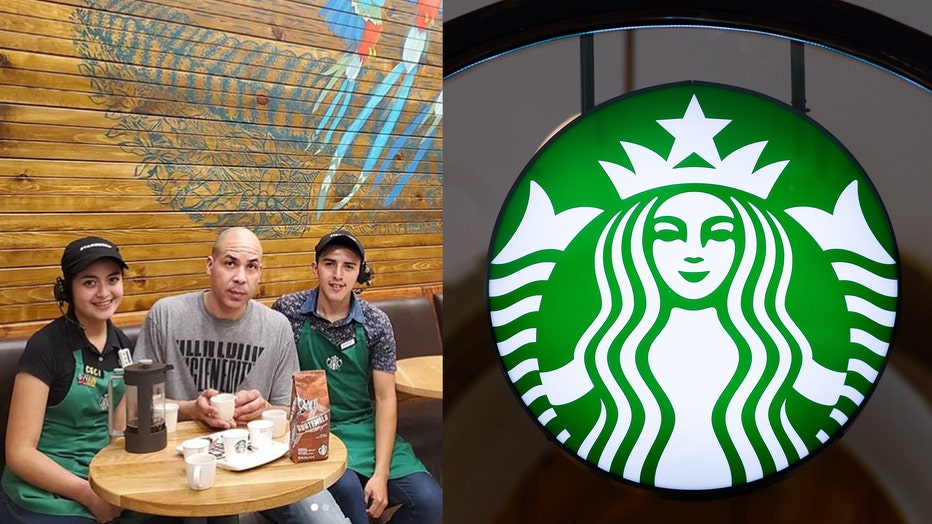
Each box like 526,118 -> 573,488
312,0 -> 386,147
315,0 -> 442,213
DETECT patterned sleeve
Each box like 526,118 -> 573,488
363,303 -> 397,373
271,291 -> 308,346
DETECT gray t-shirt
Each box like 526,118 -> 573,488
134,291 -> 298,406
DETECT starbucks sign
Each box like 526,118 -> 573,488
487,82 -> 898,494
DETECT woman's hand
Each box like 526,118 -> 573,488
77,481 -> 122,523
87,497 -> 123,523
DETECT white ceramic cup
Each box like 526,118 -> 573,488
210,393 -> 235,422
181,437 -> 210,458
164,402 -> 179,433
248,419 -> 274,450
221,428 -> 249,459
185,453 -> 217,490
261,408 -> 287,439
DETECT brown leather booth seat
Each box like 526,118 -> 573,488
433,292 -> 442,332
0,336 -> 23,472
371,295 -> 442,359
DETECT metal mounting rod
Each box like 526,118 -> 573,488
625,31 -> 636,94
581,33 -> 595,115
791,41 -> 809,113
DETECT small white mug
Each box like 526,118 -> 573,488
210,393 -> 236,422
261,408 -> 288,439
248,419 -> 274,450
181,438 -> 210,458
163,402 -> 179,433
185,453 -> 217,490
221,428 -> 249,460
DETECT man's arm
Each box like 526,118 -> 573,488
131,305 -> 163,364
269,322 -> 300,406
364,369 -> 397,518
135,306 -> 190,419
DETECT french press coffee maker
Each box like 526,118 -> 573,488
110,359 -> 173,453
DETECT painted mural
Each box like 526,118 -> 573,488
72,0 -> 442,236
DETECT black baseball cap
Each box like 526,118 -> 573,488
61,236 -> 128,277
315,229 -> 365,262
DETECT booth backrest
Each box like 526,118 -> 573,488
371,295 -> 442,359
432,293 -> 442,333
0,337 -> 24,471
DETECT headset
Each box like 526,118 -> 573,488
54,276 -> 85,330
357,261 -> 373,286
53,276 -> 70,305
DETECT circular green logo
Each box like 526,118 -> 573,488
487,82 -> 898,493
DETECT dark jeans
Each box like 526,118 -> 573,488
329,469 -> 441,524
0,489 -> 94,524
259,489 -> 348,523
0,489 -> 179,524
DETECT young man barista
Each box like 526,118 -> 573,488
273,230 -> 442,524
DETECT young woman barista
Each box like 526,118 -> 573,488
0,237 -> 171,523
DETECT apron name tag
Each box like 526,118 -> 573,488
118,348 -> 133,368
339,338 -> 355,351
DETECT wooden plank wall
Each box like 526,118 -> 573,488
0,0 -> 443,339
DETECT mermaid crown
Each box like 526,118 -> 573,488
599,95 -> 789,200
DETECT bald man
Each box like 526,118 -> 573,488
135,227 -> 348,523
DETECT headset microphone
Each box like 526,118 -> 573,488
63,314 -> 86,331
58,303 -> 86,331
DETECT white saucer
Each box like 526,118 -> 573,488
217,441 -> 289,471
176,431 -> 289,471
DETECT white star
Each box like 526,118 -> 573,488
657,95 -> 730,166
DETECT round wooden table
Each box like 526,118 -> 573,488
395,355 -> 443,399
89,420 -> 346,517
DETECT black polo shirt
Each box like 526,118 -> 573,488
18,314 -> 131,406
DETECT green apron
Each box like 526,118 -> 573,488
297,320 -> 427,478
1,349 -> 123,518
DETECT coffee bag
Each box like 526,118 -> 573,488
288,370 -> 331,462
